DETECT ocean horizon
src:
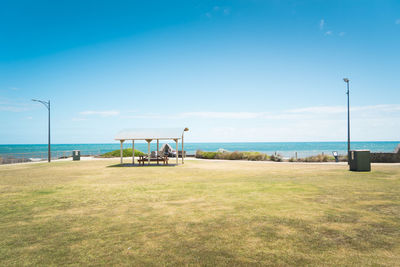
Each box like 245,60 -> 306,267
1,141 -> 398,159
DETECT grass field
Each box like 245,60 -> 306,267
0,159 -> 399,266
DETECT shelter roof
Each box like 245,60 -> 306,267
115,128 -> 187,141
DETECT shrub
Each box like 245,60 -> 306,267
202,152 -> 218,159
213,151 -> 225,159
195,150 -> 217,159
195,150 -> 203,158
228,151 -> 244,160
289,157 -> 296,162
196,150 -> 268,161
243,152 -> 268,161
215,151 -> 239,160
100,149 -> 145,158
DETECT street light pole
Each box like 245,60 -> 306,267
343,78 -> 350,165
32,99 -> 51,162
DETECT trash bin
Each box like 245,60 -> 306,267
332,151 -> 339,162
349,150 -> 371,172
73,150 -> 81,161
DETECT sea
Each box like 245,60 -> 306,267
0,141 -> 398,159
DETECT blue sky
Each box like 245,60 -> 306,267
0,0 -> 399,143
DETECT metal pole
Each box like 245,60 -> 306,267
48,100 -> 51,162
32,99 -> 51,163
346,80 -> 350,165
182,134 -> 184,164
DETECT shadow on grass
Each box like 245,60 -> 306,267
107,163 -> 178,168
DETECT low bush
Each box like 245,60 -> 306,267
243,152 -> 268,161
100,149 -> 145,158
216,151 -> 244,160
298,154 -> 333,162
196,150 -> 268,161
196,150 -> 218,159
195,150 -> 203,158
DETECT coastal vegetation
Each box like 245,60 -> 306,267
195,150 -> 351,163
0,160 -> 399,265
100,148 -> 145,158
195,150 -> 280,161
195,150 -> 350,162
290,154 -> 348,162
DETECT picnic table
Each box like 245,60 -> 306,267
137,155 -> 169,166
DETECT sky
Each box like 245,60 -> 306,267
0,0 -> 399,144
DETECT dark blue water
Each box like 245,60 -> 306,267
0,142 -> 398,158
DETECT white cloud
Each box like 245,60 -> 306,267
319,19 -> 325,30
57,104 -> 400,142
121,105 -> 400,121
180,111 -> 266,119
325,31 -> 333,35
0,106 -> 29,112
396,19 -> 400,25
80,110 -> 119,117
186,105 -> 400,142
205,5 -> 230,18
72,118 -> 88,121
125,113 -> 164,119
0,98 -> 30,112
338,32 -> 345,36
353,104 -> 400,112
288,106 -> 344,114
288,104 -> 400,114
125,112 -> 266,120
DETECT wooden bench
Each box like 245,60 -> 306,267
137,155 -> 169,166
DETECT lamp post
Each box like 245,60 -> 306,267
32,99 -> 51,162
343,78 -> 350,165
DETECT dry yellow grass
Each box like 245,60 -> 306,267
0,159 -> 399,266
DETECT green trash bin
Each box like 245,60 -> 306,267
73,150 -> 81,161
349,150 -> 371,172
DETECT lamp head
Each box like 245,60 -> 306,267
343,78 -> 349,83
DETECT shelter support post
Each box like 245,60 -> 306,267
120,140 -> 124,164
157,139 -> 159,165
132,140 -> 135,165
146,139 -> 152,165
174,139 -> 178,165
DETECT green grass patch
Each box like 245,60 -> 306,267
0,160 -> 399,265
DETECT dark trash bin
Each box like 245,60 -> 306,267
332,151 -> 339,162
73,150 -> 81,161
349,150 -> 371,172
